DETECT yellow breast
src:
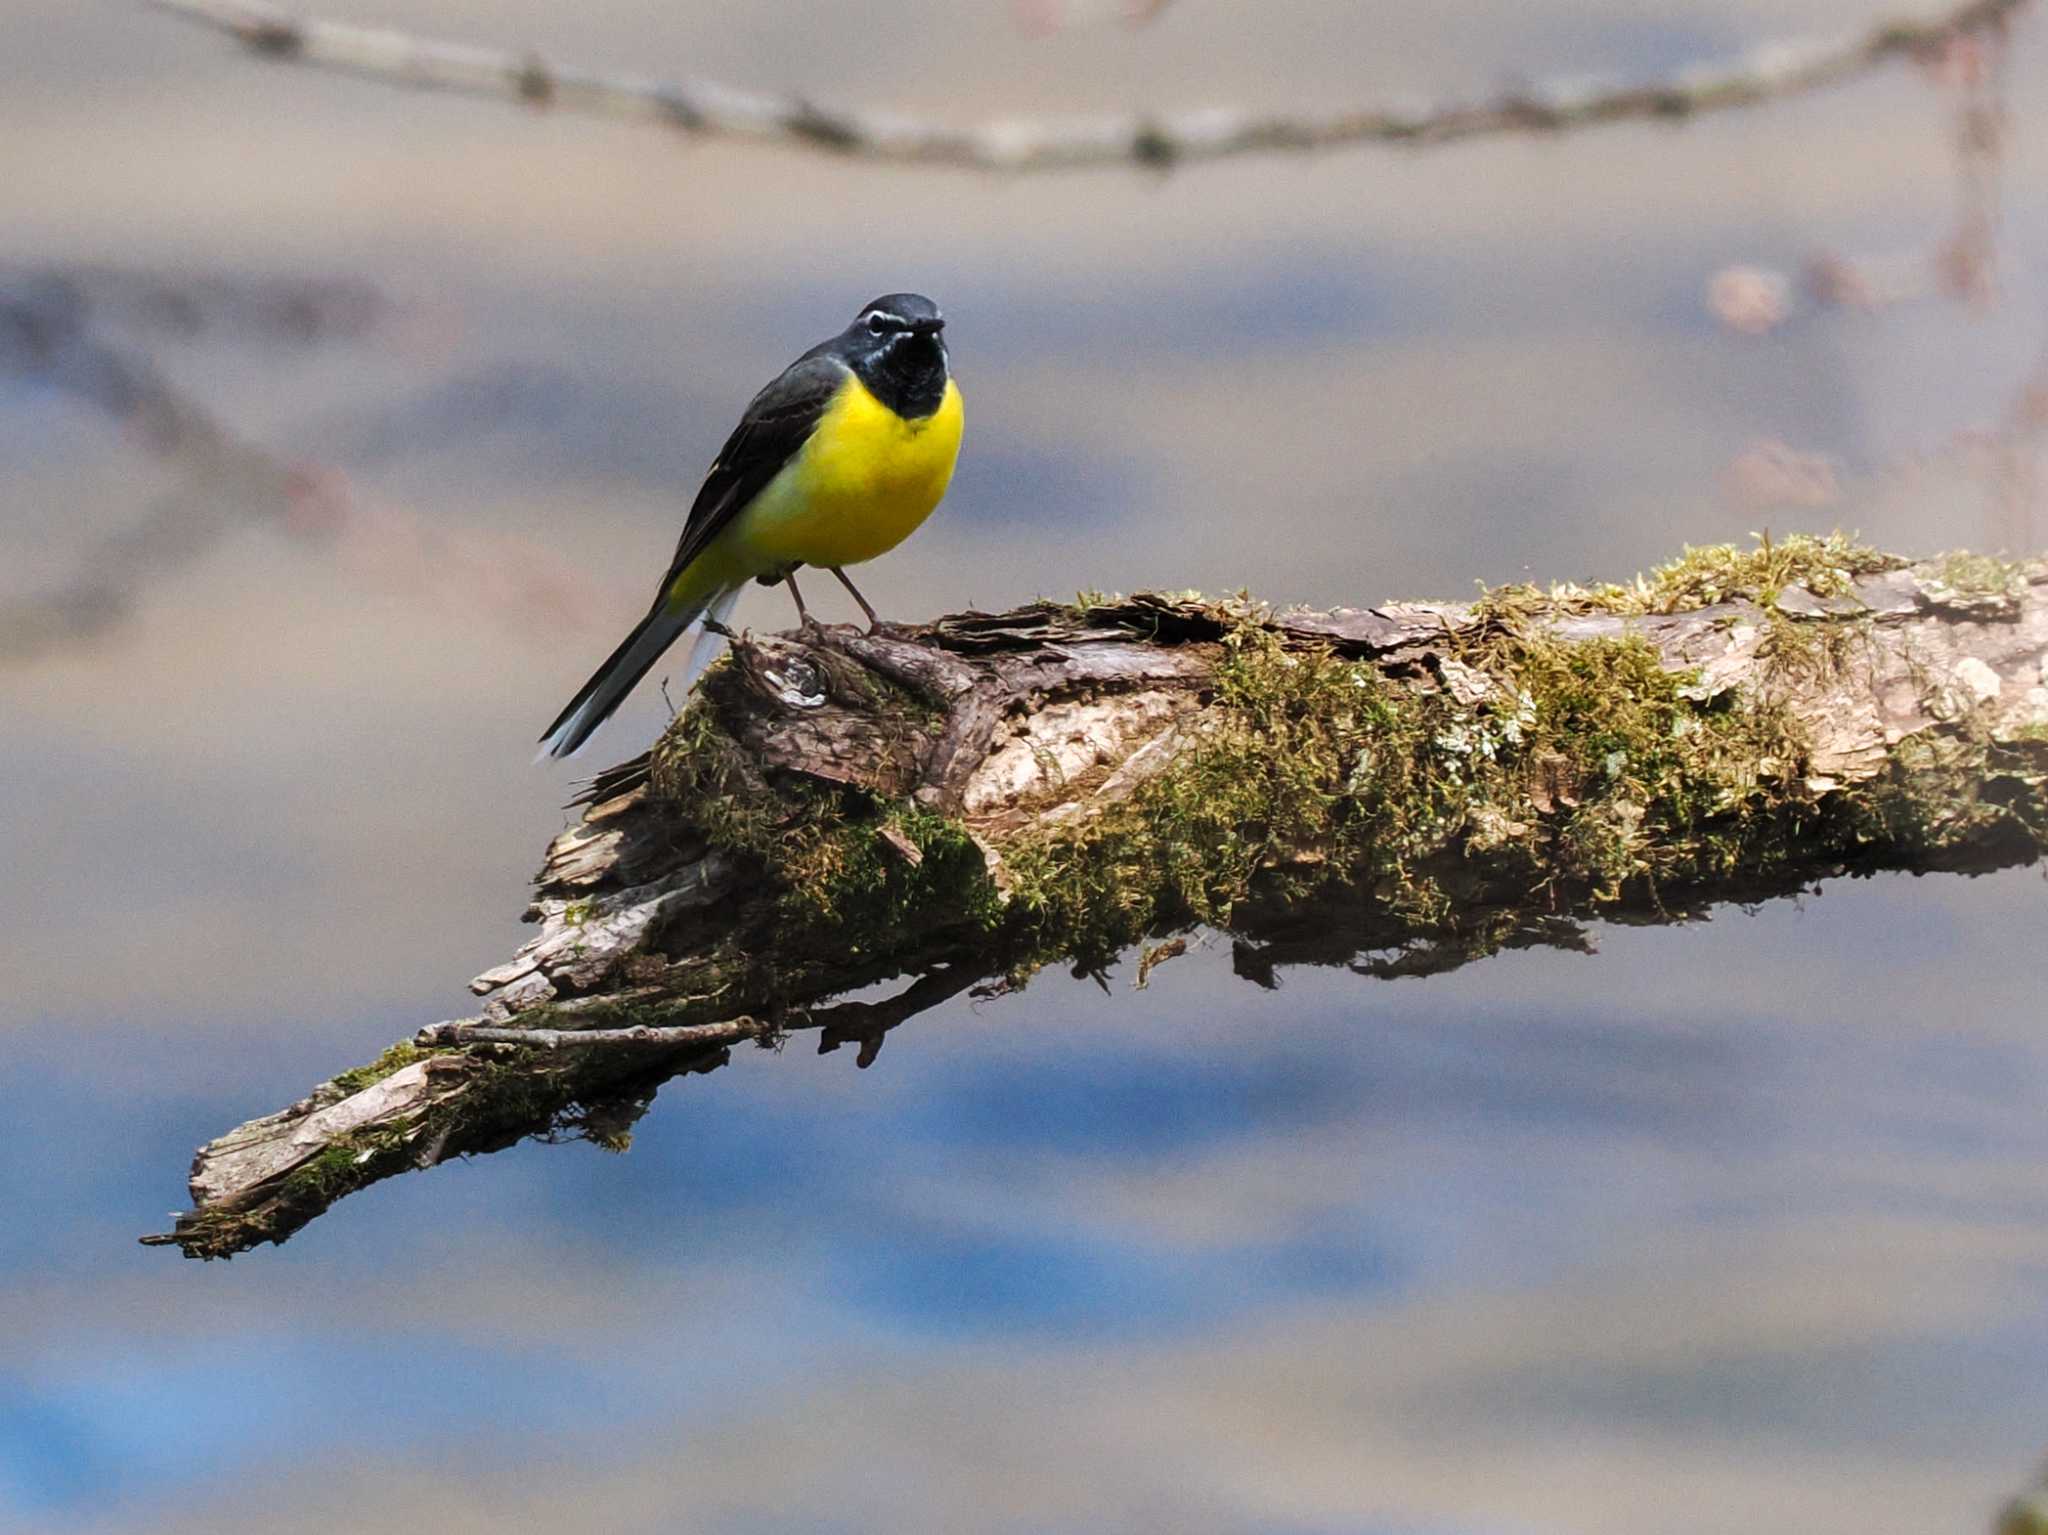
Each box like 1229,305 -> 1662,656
738,374 -> 964,571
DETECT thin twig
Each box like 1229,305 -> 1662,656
415,1017 -> 770,1051
0,271 -> 305,660
149,0 -> 2033,173
1,263 -> 618,662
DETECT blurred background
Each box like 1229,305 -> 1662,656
5,1 -> 2048,1530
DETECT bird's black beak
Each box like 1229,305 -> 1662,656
909,315 -> 945,336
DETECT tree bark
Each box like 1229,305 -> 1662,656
144,545 -> 2048,1258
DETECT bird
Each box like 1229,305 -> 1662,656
538,292 -> 963,759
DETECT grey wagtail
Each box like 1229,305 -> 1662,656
539,293 -> 962,759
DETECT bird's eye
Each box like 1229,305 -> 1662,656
867,313 -> 890,335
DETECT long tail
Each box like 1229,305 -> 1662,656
537,585 -> 738,760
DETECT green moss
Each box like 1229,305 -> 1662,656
169,1044 -> 680,1256
1479,531 -> 1906,619
1934,549 -> 2025,599
153,1119 -> 431,1256
649,702 -> 784,850
993,610 -> 1813,970
646,698 -> 1003,999
1756,602 -> 1866,682
329,1042 -> 438,1097
1645,531 -> 1903,607
1852,732 -> 2048,856
282,1131 -> 410,1200
1001,622 -> 1400,959
2000,1486 -> 2048,1535
1480,628 -> 1805,885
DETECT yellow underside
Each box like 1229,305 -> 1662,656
668,373 -> 963,610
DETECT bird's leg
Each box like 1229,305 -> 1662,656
829,566 -> 882,631
783,571 -> 824,635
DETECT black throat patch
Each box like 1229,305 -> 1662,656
850,333 -> 950,420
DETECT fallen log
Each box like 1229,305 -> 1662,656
145,537 -> 2048,1258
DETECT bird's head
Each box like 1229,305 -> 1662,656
846,293 -> 947,365
852,292 -> 945,340
839,293 -> 951,413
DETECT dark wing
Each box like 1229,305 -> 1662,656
653,350 -> 849,601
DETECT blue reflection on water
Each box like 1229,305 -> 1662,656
838,1221 -> 1405,1339
2,867 -> 2047,1529
901,1047 -> 1359,1155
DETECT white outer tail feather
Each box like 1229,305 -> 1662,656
535,584 -> 743,761
678,586 -> 741,695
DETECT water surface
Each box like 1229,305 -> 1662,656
3,1 -> 2047,1529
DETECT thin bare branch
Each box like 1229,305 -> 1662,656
0,264 -> 615,661
149,0 -> 2033,173
0,261 -> 392,347
417,1017 -> 769,1052
0,271 -> 308,660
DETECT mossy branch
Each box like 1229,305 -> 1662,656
146,537 -> 2048,1258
